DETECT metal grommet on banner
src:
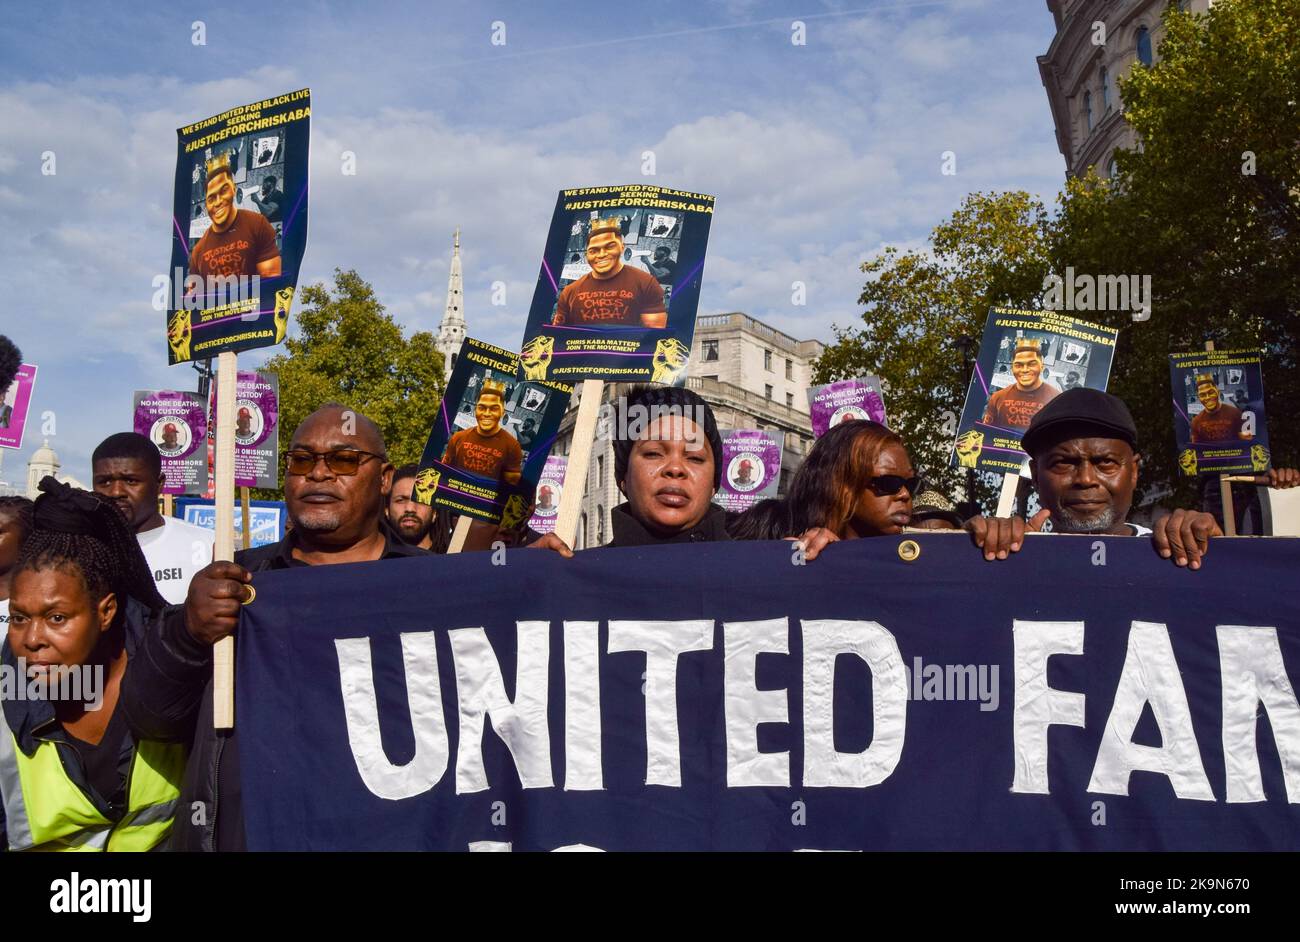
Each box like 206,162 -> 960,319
898,539 -> 921,562
241,584 -> 257,606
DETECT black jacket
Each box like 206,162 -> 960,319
119,529 -> 428,852
606,502 -> 732,547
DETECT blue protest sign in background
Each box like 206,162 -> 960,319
179,498 -> 285,548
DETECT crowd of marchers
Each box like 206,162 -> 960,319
1,348 -> 1296,850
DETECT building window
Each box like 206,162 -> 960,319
597,454 -> 604,487
1107,154 -> 1118,178
765,384 -> 773,400
1084,90 -> 1093,131
785,358 -> 793,380
764,349 -> 773,371
1100,66 -> 1111,111
579,512 -> 587,550
596,506 -> 605,545
1136,27 -> 1152,67
702,374 -> 718,382
786,392 -> 794,408
702,339 -> 719,362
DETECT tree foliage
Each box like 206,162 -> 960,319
1055,0 -> 1300,497
814,191 -> 1053,508
818,0 -> 1299,510
257,269 -> 444,496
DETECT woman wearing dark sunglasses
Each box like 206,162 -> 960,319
730,419 -> 921,542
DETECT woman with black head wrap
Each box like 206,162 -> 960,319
0,477 -> 187,852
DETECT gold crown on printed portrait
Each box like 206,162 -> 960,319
205,154 -> 233,178
480,378 -> 508,399
1014,338 -> 1042,355
1195,373 -> 1216,386
589,217 -> 623,239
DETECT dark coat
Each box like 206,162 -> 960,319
118,530 -> 427,851
606,502 -> 732,547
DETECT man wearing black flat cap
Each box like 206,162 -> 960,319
966,388 -> 1223,568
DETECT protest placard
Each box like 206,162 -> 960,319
207,370 -> 280,489
414,337 -> 571,525
178,497 -> 286,549
165,89 -> 311,364
0,363 -> 37,450
952,307 -> 1118,475
517,184 -> 715,386
527,455 -> 566,535
132,390 -> 208,495
714,428 -> 781,512
1168,349 -> 1270,477
807,376 -> 888,438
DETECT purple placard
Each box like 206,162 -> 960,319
0,363 -> 37,450
527,455 -> 566,534
807,376 -> 887,439
210,370 -> 280,488
133,389 -> 208,495
714,428 -> 781,513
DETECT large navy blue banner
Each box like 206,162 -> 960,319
238,535 -> 1300,851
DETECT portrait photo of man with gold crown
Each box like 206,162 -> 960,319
552,216 -> 669,329
442,375 -> 524,486
981,336 -> 1062,430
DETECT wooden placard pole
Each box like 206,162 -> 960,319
447,514 -> 472,554
212,351 -> 237,729
240,486 -> 252,551
995,472 -> 1021,518
1203,341 -> 1237,536
162,493 -> 174,518
553,379 -> 604,549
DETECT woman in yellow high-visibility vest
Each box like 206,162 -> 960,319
1,478 -> 186,852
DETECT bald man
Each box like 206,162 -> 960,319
120,403 -> 427,852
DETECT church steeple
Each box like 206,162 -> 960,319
435,229 -> 466,382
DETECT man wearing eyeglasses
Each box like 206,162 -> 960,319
552,217 -> 668,329
120,403 -> 425,852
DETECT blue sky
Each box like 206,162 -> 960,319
0,0 -> 1064,485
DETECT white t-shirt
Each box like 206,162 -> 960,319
0,597 -> 8,629
137,517 -> 216,605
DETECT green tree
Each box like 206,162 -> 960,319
1053,0 -> 1299,497
820,1 -> 1299,512
257,268 -> 444,496
814,191 -> 1054,508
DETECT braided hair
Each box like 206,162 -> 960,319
0,495 -> 34,536
14,477 -> 166,620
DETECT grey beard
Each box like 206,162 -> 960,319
1052,505 -> 1118,534
296,510 -> 342,531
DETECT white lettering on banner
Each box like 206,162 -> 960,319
1217,626 -> 1300,803
451,622 -> 553,793
724,618 -> 791,787
607,620 -> 714,787
564,621 -> 604,790
1088,622 -> 1215,800
1011,620 -> 1086,794
328,618 -> 1300,807
801,619 -> 908,788
335,632 -> 449,800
